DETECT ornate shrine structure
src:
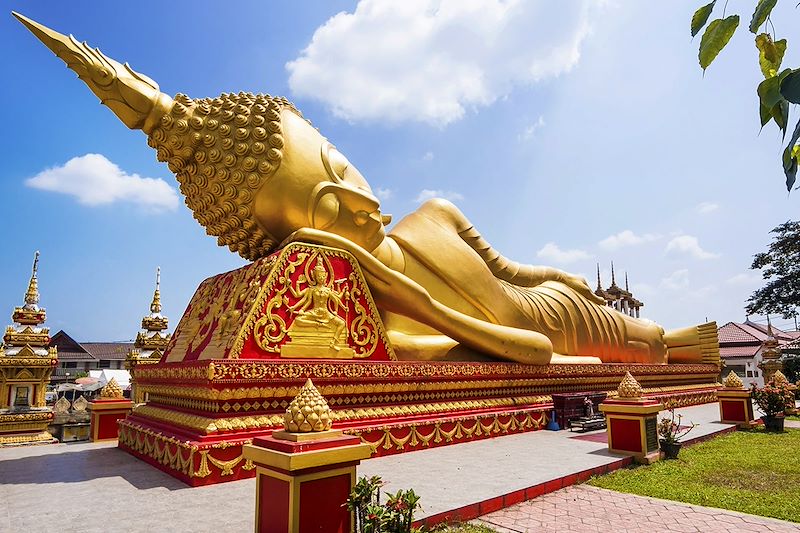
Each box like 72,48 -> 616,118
125,268 -> 171,405
0,252 -> 58,446
595,263 -> 644,319
16,13 -> 722,485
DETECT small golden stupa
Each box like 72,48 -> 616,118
617,371 -> 643,399
283,379 -> 333,433
125,268 -> 171,404
0,252 -> 58,445
723,370 -> 744,389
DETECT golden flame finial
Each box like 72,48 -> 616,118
617,371 -> 642,398
100,377 -> 124,399
723,370 -> 744,389
773,370 -> 788,384
283,379 -> 332,432
13,12 -> 173,133
150,266 -> 162,314
23,250 -> 40,308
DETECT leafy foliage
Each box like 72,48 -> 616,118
751,377 -> 795,417
745,220 -> 800,319
657,400 -> 698,444
690,0 -> 799,190
346,475 -> 424,533
698,16 -> 740,71
783,356 -> 800,382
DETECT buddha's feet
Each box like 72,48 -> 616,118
664,321 -> 719,364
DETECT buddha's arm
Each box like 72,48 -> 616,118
280,228 -> 553,364
417,199 -> 605,305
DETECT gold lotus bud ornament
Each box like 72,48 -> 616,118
100,377 -> 124,399
617,371 -> 643,399
723,370 -> 744,389
283,379 -> 332,432
773,370 -> 788,384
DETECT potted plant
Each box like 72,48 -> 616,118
657,401 -> 697,459
345,475 -> 423,533
751,377 -> 794,432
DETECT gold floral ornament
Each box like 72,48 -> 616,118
100,378 -> 124,399
283,379 -> 332,432
723,370 -> 744,389
617,371 -> 643,399
773,370 -> 788,384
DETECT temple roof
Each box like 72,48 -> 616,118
50,330 -> 133,362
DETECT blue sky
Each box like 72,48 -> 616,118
1,0 -> 797,341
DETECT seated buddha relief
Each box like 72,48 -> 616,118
16,13 -> 718,366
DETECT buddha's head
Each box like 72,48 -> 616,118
14,13 -> 386,261
145,92 -> 386,261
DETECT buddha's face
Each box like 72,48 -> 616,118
253,111 -> 386,252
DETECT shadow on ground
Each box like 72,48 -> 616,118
0,445 -> 190,491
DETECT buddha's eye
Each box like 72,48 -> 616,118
321,142 -> 349,183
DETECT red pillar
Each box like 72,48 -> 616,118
243,429 -> 372,533
599,397 -> 663,464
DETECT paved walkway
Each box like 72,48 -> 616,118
0,402 -> 795,532
474,485 -> 800,532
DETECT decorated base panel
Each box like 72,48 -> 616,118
116,243 -> 721,485
89,399 -> 133,441
120,359 -> 720,485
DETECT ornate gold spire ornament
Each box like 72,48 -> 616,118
150,267 -> 162,314
723,370 -> 744,389
617,371 -> 643,399
100,378 -> 124,399
773,369 -> 788,384
283,379 -> 333,433
24,251 -> 40,309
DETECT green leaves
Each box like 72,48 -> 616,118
699,15 -> 740,71
757,69 -> 791,137
749,0 -> 777,33
691,1 -> 716,37
755,33 -> 786,78
780,70 -> 800,104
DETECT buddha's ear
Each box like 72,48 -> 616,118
309,183 -> 341,230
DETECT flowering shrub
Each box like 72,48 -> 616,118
657,401 -> 697,444
345,475 -> 423,533
751,378 -> 795,417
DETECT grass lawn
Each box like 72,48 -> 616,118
432,525 -> 497,533
588,427 -> 800,522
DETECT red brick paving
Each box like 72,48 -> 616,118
473,485 -> 800,532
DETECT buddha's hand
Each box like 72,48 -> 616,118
557,272 -> 606,305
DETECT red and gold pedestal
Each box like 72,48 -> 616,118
90,398 -> 133,441
717,388 -> 755,428
600,375 -> 663,464
243,430 -> 372,533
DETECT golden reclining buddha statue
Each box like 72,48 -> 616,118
15,13 -> 718,366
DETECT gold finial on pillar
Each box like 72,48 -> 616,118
773,370 -> 788,384
617,371 -> 642,399
24,250 -> 40,308
283,379 -> 333,432
99,378 -> 124,399
723,370 -> 744,389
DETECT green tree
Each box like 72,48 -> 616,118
745,220 -> 800,319
690,0 -> 799,191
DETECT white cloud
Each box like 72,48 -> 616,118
287,0 -> 595,126
660,269 -> 689,290
423,151 -> 435,161
536,242 -> 592,264
25,154 -> 178,212
696,201 -> 719,214
374,187 -> 394,200
415,189 -> 465,203
598,230 -> 659,251
665,235 -> 718,260
726,273 -> 761,285
518,116 -> 546,142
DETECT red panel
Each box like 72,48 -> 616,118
721,399 -> 746,422
298,473 -> 351,533
609,418 -> 642,453
259,475 -> 290,533
97,412 -> 126,440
